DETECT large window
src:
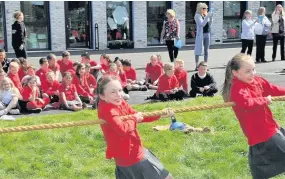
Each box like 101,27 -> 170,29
147,1 -> 171,45
185,1 -> 209,44
0,2 -> 5,50
106,1 -> 132,42
223,1 -> 246,42
21,1 -> 50,50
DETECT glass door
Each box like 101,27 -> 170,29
65,1 -> 91,48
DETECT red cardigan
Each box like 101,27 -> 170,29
174,69 -> 188,92
98,100 -> 160,167
230,76 -> 285,146
72,75 -> 94,97
156,74 -> 179,96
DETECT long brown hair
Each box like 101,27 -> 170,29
221,53 -> 252,102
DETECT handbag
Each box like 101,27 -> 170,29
174,39 -> 182,49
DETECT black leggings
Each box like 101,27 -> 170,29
158,90 -> 186,102
14,46 -> 27,59
189,88 -> 218,98
241,39 -> 254,56
272,34 -> 285,60
165,40 -> 179,62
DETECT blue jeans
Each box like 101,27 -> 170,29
195,33 -> 210,66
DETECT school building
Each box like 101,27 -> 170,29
0,1 -> 283,53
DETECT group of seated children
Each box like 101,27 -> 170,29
145,56 -> 218,101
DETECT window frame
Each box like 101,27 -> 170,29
147,1 -> 172,46
20,1 -> 51,51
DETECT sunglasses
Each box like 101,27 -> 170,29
203,8 -> 208,10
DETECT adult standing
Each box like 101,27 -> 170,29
12,11 -> 27,59
194,3 -> 213,71
160,9 -> 180,63
271,4 -> 285,61
254,7 -> 272,63
240,10 -> 256,56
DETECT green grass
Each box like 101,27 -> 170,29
0,96 -> 285,179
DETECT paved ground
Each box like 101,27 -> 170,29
6,45 -> 285,119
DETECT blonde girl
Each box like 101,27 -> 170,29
0,77 -> 22,115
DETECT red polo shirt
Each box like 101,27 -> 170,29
8,72 -> 23,92
230,76 -> 285,146
18,67 -> 26,81
59,83 -> 77,101
22,86 -> 39,101
156,74 -> 179,96
49,63 -> 60,73
89,60 -> 98,73
42,80 -> 61,96
174,68 -> 188,92
101,63 -> 109,73
72,75 -> 94,97
58,59 -> 73,75
86,74 -> 97,89
145,63 -> 163,83
125,67 -> 137,81
36,68 -> 51,85
98,99 -> 160,167
66,69 -> 76,77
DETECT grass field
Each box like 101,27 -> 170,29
0,96 -> 285,179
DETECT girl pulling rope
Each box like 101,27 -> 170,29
96,75 -> 174,179
222,53 -> 285,179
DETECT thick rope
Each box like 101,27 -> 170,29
0,96 -> 284,134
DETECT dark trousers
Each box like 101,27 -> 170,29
158,90 -> 186,102
189,88 -> 218,98
272,34 -> 285,60
13,46 -> 27,59
49,95 -> 59,104
255,35 -> 267,62
165,40 -> 179,62
241,39 -> 254,55
79,96 -> 90,104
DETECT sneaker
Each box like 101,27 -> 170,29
0,109 -> 8,116
0,103 -> 6,110
8,109 -> 20,115
29,108 -> 42,113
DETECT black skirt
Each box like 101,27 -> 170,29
248,127 -> 285,179
115,148 -> 170,179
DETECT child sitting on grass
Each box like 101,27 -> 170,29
0,77 -> 22,116
81,52 -> 101,79
157,54 -> 164,68
59,72 -> 83,111
145,54 -> 163,90
41,71 -> 60,104
174,59 -> 188,93
8,62 -> 23,92
58,51 -> 73,76
155,63 -> 186,101
21,76 -> 50,113
36,57 -> 51,84
47,53 -> 60,81
100,54 -> 112,75
21,65 -> 41,87
85,64 -> 97,94
189,61 -> 218,97
18,57 -> 28,80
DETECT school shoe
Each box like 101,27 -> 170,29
261,59 -> 268,63
29,108 -> 42,113
0,109 -> 8,116
8,109 -> 20,115
0,102 -> 6,110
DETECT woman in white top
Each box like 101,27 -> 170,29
254,7 -> 272,63
241,10 -> 257,56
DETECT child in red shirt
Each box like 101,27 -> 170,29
145,55 -> 163,90
57,51 -> 73,75
81,52 -> 101,78
157,54 -> 164,68
66,62 -> 79,77
8,62 -> 22,92
21,65 -> 41,87
36,57 -> 51,85
41,71 -> 61,104
85,64 -> 97,94
21,76 -> 50,113
59,72 -> 82,111
156,63 -> 186,101
221,53 -> 285,179
47,53 -> 60,81
174,59 -> 188,92
97,75 -> 173,178
18,57 -> 28,80
72,63 -> 94,104
100,54 -> 112,75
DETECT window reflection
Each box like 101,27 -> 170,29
0,2 -> 5,50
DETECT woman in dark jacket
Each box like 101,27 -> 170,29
12,11 -> 27,59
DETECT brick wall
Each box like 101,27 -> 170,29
4,1 -> 20,52
133,1 -> 147,48
49,1 -> 66,51
92,1 -> 107,50
210,1 -> 223,44
173,1 -> 186,45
